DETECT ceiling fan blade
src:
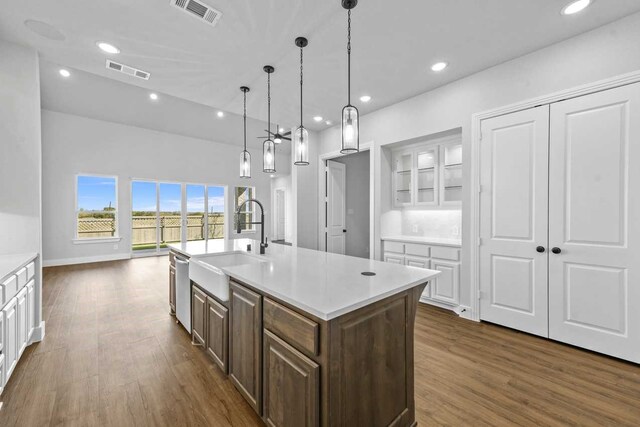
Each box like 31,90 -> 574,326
264,129 -> 277,135
282,137 -> 292,141
257,136 -> 269,139
282,131 -> 292,136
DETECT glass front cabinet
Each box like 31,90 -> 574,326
392,137 -> 462,208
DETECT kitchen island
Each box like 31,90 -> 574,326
169,239 -> 439,427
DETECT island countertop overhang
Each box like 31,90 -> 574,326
169,239 -> 440,320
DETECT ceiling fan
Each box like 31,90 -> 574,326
257,125 -> 291,144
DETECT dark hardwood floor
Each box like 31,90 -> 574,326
0,256 -> 638,426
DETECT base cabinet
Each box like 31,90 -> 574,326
206,296 -> 228,373
229,281 -> 263,415
191,285 -> 207,346
3,298 -> 18,383
263,330 -> 319,427
26,280 -> 35,341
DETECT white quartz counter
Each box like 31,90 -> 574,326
169,240 -> 439,320
381,235 -> 462,247
0,253 -> 37,283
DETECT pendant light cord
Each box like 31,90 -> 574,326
347,8 -> 351,105
243,90 -> 247,151
300,46 -> 304,126
267,72 -> 271,137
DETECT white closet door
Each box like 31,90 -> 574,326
326,160 -> 346,254
548,83 -> 640,363
479,106 -> 550,337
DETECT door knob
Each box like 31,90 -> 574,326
536,246 -> 545,253
343,229 -> 347,233
551,247 -> 562,254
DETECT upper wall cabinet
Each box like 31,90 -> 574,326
393,135 -> 462,208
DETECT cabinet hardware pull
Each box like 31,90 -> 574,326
536,246 -> 546,253
551,247 -> 562,254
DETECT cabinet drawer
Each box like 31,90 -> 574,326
384,254 -> 405,265
16,268 -> 27,290
26,262 -> 35,282
405,256 -> 429,269
2,276 -> 17,304
405,243 -> 430,257
431,246 -> 460,261
264,298 -> 319,357
384,241 -> 405,254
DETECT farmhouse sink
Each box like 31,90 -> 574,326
189,252 -> 267,302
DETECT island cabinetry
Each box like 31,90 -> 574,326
263,329 -> 320,427
206,296 -> 228,373
229,280 -> 263,415
191,285 -> 207,346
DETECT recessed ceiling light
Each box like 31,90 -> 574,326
59,69 -> 71,78
325,120 -> 332,126
562,0 -> 592,15
431,62 -> 448,72
149,93 -> 158,101
360,95 -> 371,103
217,111 -> 224,118
97,42 -> 120,54
313,116 -> 323,122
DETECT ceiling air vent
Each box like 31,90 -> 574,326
170,0 -> 222,27
105,60 -> 151,81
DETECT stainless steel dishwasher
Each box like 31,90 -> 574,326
174,255 -> 191,333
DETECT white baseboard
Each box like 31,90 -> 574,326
43,253 -> 131,267
31,321 -> 46,343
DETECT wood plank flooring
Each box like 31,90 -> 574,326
0,256 -> 638,426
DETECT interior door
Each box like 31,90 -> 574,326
548,83 -> 640,363
479,105 -> 550,337
326,160 -> 346,254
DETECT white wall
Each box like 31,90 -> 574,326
332,151 -> 370,259
317,12 -> 640,311
0,40 -> 42,257
41,110 -> 289,265
291,129 -> 319,250
0,40 -> 43,331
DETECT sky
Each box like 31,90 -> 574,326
77,175 -> 117,211
131,181 -> 225,213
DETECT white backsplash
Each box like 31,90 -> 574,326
383,209 -> 462,239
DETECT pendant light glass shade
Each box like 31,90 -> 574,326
239,86 -> 251,178
263,65 -> 276,173
240,150 -> 251,178
293,126 -> 309,165
263,139 -> 276,173
341,105 -> 359,154
341,2 -> 359,154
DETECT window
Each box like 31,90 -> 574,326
76,175 -> 118,239
235,186 -> 256,232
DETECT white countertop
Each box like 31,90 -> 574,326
169,240 -> 439,321
0,253 -> 37,283
381,235 -> 462,247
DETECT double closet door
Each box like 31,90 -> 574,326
479,82 -> 640,363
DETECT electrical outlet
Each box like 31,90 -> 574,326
412,224 -> 418,233
452,226 -> 460,236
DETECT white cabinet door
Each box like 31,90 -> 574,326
326,160 -> 346,255
431,260 -> 460,305
479,106 -> 550,337
548,83 -> 640,363
16,288 -> 27,357
3,298 -> 18,382
384,254 -> 405,265
415,147 -> 438,206
26,280 -> 35,342
393,151 -> 414,207
406,256 -> 431,299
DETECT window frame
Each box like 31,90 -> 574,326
235,186 -> 256,233
74,174 -> 119,242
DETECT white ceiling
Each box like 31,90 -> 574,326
3,0 -> 640,131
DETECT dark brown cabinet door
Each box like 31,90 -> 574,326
169,265 -> 176,315
229,281 -> 262,415
263,330 -> 320,427
191,285 -> 207,346
206,296 -> 228,373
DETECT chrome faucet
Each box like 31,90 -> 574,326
236,198 -> 268,254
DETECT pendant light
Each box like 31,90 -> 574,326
263,65 -> 276,173
239,86 -> 251,178
341,0 -> 359,154
294,37 -> 309,166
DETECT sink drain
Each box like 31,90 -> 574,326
361,271 -> 376,276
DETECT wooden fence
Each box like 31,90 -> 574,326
77,214 -> 224,246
